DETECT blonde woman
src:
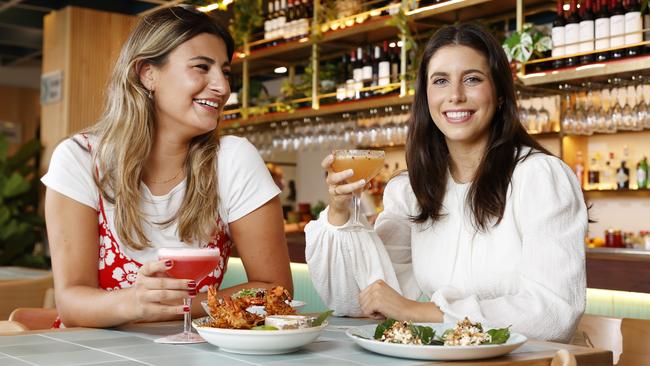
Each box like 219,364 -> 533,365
42,6 -> 292,328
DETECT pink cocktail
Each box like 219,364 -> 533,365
155,247 -> 220,344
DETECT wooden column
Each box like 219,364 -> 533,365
41,6 -> 137,170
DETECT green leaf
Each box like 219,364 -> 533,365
6,138 -> 40,172
409,323 -> 435,345
312,309 -> 334,327
0,135 -> 8,164
252,325 -> 278,330
486,326 -> 511,345
2,173 -> 30,198
374,318 -> 397,340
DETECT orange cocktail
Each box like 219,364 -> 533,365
331,150 -> 385,231
331,151 -> 385,184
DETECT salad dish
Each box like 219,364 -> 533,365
346,317 -> 527,361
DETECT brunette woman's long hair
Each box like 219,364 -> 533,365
405,23 -> 550,231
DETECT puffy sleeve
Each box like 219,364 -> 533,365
217,136 -> 280,223
41,136 -> 98,210
305,174 -> 417,316
431,155 -> 587,342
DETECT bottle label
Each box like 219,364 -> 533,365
378,61 -> 390,86
624,11 -> 643,45
579,20 -> 595,52
353,68 -> 363,82
565,23 -> 580,55
552,26 -> 565,57
595,18 -> 610,50
362,65 -> 373,81
610,15 -> 626,48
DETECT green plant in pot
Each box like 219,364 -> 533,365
0,135 -> 47,268
502,23 -> 552,74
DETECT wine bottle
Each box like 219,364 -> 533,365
580,0 -> 596,64
337,54 -> 349,102
624,0 -> 643,57
595,0 -> 611,61
346,50 -> 356,100
378,41 -> 391,87
372,45 -> 381,93
390,44 -> 400,84
362,46 -> 374,98
353,48 -> 364,99
552,0 -> 566,68
565,0 -> 581,66
610,0 -> 626,58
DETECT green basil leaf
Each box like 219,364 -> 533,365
486,326 -> 511,344
252,325 -> 278,330
312,310 -> 334,327
374,318 -> 397,340
409,324 -> 435,345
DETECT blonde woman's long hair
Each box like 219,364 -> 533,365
86,6 -> 235,250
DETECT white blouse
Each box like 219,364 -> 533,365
305,151 -> 587,343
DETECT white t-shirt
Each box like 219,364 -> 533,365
305,150 -> 587,343
41,134 -> 280,265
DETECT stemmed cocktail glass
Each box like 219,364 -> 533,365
154,247 -> 220,344
331,149 -> 385,232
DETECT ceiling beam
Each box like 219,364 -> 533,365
0,24 -> 41,49
0,0 -> 24,14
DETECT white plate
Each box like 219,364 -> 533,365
346,323 -> 527,361
201,300 -> 306,316
192,316 -> 327,355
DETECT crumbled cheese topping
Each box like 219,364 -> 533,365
380,321 -> 422,345
443,317 -> 491,346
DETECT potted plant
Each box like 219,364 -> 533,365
0,135 -> 47,268
502,23 -> 552,77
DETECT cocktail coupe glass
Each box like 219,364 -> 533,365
154,247 -> 220,344
331,149 -> 385,232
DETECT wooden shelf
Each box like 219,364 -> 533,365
584,189 -> 650,198
233,0 -> 554,74
520,55 -> 650,87
221,94 -> 414,127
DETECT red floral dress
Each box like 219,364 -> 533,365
53,136 -> 232,328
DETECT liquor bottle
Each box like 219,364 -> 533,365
264,1 -> 274,40
575,151 -> 586,188
346,50 -> 356,100
610,0 -> 626,58
362,46 -> 374,98
372,45 -> 381,92
390,44 -> 400,84
637,156 -> 649,189
588,154 -> 601,189
565,0 -> 581,66
277,0 -> 287,40
378,41 -> 391,87
336,54 -> 349,102
552,0 -> 566,68
617,160 -> 630,189
624,0 -> 643,56
285,0 -> 295,40
353,48 -> 364,99
580,0 -> 596,64
595,0 -> 611,61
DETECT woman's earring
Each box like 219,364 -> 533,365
147,89 -> 153,99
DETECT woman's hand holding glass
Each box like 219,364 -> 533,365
130,259 -> 195,323
322,154 -> 368,227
